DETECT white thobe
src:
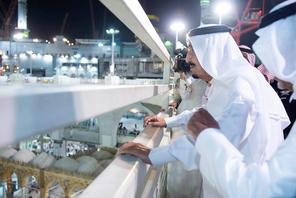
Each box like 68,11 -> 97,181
168,79 -> 207,198
178,79 -> 208,113
149,78 -> 285,197
196,122 -> 296,197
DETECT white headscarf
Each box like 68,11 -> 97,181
188,25 -> 290,162
253,0 -> 296,100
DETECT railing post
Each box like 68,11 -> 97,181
163,62 -> 171,84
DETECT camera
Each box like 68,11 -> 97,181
173,48 -> 190,73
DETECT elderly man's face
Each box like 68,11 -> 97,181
186,43 -> 212,82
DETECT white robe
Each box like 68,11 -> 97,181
191,1 -> 296,197
167,79 -> 207,198
149,78 -> 287,197
177,79 -> 208,113
196,122 -> 296,197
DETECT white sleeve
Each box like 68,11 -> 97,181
267,124 -> 296,197
217,98 -> 254,147
149,135 -> 199,170
196,126 -> 296,198
164,107 -> 198,129
196,128 -> 269,198
149,145 -> 176,166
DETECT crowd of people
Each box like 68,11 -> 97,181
119,0 -> 296,197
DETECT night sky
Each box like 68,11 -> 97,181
2,0 -> 278,44
27,0 -> 202,42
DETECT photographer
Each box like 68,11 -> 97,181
172,48 -> 208,114
159,47 -> 210,198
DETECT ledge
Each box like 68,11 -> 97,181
0,84 -> 169,147
80,126 -> 164,198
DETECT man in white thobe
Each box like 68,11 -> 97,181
187,0 -> 296,197
119,25 -> 289,197
167,76 -> 207,198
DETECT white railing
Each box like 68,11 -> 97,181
80,126 -> 170,198
0,83 -> 169,148
98,0 -> 172,82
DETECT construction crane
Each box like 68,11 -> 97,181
200,0 -> 266,44
2,0 -> 17,40
60,12 -> 69,35
231,0 -> 266,44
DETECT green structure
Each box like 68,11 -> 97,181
200,0 -> 216,24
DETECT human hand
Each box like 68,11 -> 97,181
119,142 -> 152,164
144,116 -> 166,128
187,108 -> 220,140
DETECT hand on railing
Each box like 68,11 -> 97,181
144,116 -> 167,128
118,142 -> 152,164
187,108 -> 220,140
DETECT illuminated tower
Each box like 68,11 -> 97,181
17,0 -> 27,30
201,0 -> 210,24
14,0 -> 29,39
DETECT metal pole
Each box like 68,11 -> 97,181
175,31 -> 179,50
30,55 -> 32,75
111,32 -> 115,75
219,14 -> 222,24
9,36 -> 12,57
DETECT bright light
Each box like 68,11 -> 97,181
201,0 -> 210,6
90,67 -> 97,73
13,33 -> 24,40
33,38 -> 39,43
59,55 -> 67,62
106,28 -> 119,34
32,54 -> 37,59
78,66 -> 85,74
106,28 -> 119,75
61,66 -> 68,72
53,37 -> 57,42
164,40 -> 172,47
91,57 -> 98,63
80,57 -> 88,64
74,54 -> 81,59
98,42 -> 104,47
43,54 -> 53,62
19,53 -> 27,59
170,21 -> 185,32
63,38 -> 68,42
129,108 -> 140,114
69,66 -> 77,73
26,50 -> 33,55
214,1 -> 232,16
